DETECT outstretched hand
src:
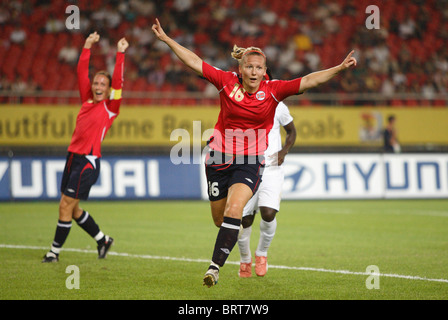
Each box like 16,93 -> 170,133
117,37 -> 129,53
341,50 -> 357,69
84,31 -> 100,49
151,18 -> 169,42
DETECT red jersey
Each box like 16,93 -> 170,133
202,61 -> 301,155
68,48 -> 125,157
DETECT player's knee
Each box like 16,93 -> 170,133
224,201 -> 244,219
260,207 -> 277,222
242,214 -> 255,228
59,195 -> 77,220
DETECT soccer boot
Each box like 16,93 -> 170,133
238,260 -> 252,278
42,251 -> 59,263
203,268 -> 219,287
97,235 -> 114,259
255,255 -> 268,277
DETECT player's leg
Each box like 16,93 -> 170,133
238,212 -> 255,277
210,197 -> 227,227
253,166 -> 283,276
257,206 -> 278,256
255,206 -> 278,276
237,190 -> 258,277
42,194 -> 78,262
73,202 -> 113,259
42,154 -> 78,262
239,212 -> 255,262
203,155 -> 264,286
204,183 -> 253,287
216,183 -> 254,265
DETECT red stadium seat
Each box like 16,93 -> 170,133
433,100 -> 447,107
0,0 -> 443,110
405,99 -> 419,107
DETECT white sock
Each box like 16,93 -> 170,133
209,261 -> 220,270
255,218 -> 277,257
94,231 -> 105,242
238,226 -> 252,263
50,245 -> 61,255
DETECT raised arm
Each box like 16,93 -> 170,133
151,18 -> 203,76
108,37 -> 129,114
299,50 -> 357,94
77,32 -> 100,103
111,37 -> 128,91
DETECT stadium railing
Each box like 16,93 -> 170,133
0,91 -> 447,107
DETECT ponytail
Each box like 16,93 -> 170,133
231,45 -> 266,65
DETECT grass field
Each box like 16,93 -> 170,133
1,199 -> 447,302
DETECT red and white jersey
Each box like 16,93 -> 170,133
202,61 -> 301,155
68,48 -> 125,157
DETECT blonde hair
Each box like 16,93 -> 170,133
231,45 -> 266,65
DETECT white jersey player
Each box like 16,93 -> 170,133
238,101 -> 296,277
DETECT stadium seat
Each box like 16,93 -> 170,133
405,99 -> 419,107
390,99 -> 403,107
1,0 -> 445,108
433,99 -> 447,107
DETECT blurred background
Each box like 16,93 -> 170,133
1,0 -> 447,153
1,0 -> 447,201
1,0 -> 447,104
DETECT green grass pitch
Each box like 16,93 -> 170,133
1,199 -> 447,300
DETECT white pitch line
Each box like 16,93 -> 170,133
2,244 -> 448,284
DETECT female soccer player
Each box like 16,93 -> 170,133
42,32 -> 129,262
152,18 -> 356,287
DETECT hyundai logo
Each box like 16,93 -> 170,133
283,161 -> 315,193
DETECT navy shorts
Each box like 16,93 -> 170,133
60,153 -> 100,200
205,149 -> 265,201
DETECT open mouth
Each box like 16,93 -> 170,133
93,91 -> 106,102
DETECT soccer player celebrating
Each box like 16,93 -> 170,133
42,32 -> 129,262
152,18 -> 356,287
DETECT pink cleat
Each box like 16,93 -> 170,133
255,255 -> 268,277
238,260 -> 252,278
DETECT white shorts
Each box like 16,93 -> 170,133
243,166 -> 285,217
